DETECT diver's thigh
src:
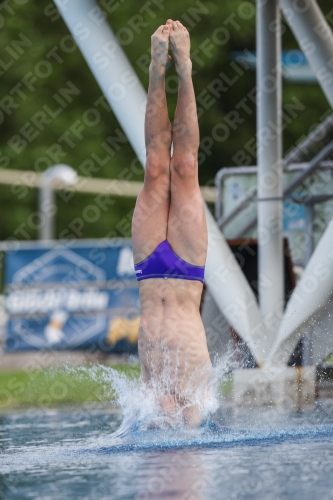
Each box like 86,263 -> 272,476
132,183 -> 169,263
167,185 -> 207,266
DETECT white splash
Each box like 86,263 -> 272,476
52,346 -> 240,433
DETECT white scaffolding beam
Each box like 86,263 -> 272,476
257,0 -> 284,337
265,0 -> 333,366
281,0 -> 333,109
268,215 -> 333,366
54,0 -> 147,166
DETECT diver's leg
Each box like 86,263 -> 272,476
132,22 -> 173,263
167,21 -> 207,266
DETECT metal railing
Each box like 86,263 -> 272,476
215,113 -> 333,236
215,160 -> 333,269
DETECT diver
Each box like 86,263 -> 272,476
132,19 -> 212,427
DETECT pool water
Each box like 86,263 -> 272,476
2,403 -> 333,499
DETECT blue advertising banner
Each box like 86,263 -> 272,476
5,240 -> 140,352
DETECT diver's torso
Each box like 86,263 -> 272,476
138,278 -> 211,393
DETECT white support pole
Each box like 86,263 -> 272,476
281,0 -> 333,109
268,215 -> 333,366
54,0 -> 266,363
39,165 -> 77,241
39,179 -> 54,241
257,0 -> 284,323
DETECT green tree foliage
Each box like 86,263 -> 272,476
0,0 -> 331,241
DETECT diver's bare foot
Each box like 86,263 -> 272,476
169,20 -> 192,78
150,23 -> 172,76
